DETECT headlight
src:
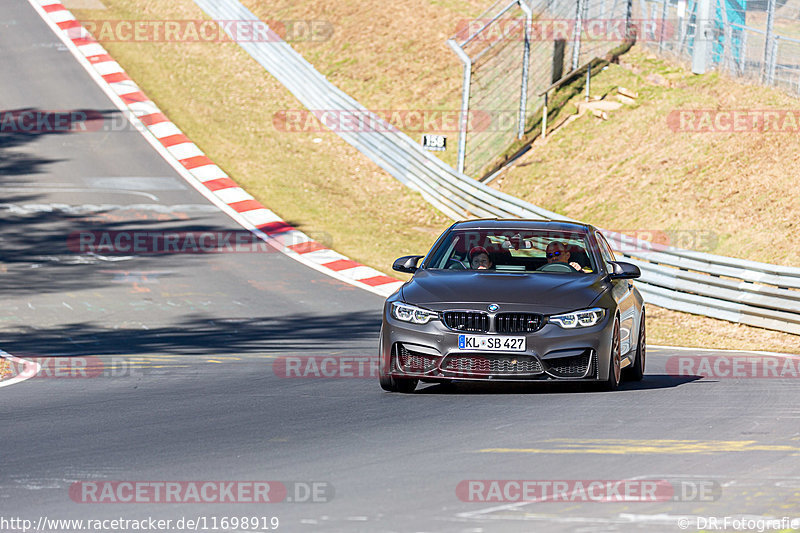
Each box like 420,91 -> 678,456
549,307 -> 605,329
391,302 -> 439,324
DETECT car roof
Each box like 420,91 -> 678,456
450,218 -> 596,234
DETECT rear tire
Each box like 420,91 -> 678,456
601,318 -> 622,391
624,312 -> 646,382
379,375 -> 418,393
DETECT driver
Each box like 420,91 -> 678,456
545,241 -> 582,271
468,246 -> 493,270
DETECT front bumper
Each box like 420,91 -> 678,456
380,310 -> 614,382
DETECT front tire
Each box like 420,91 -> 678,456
379,375 -> 418,393
601,318 -> 622,391
624,312 -> 646,382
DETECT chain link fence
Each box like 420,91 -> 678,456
448,0 -> 634,177
633,0 -> 800,95
449,0 -> 799,179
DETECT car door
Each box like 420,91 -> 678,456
596,232 -> 636,355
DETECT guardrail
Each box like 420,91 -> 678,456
194,0 -> 800,336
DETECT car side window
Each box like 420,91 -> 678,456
595,233 -> 616,270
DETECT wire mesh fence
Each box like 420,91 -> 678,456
450,0 -> 527,178
449,0 -> 799,179
448,0 -> 634,177
633,0 -> 800,96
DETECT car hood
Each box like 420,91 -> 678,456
400,270 -> 606,314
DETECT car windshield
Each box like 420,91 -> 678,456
425,229 -> 597,273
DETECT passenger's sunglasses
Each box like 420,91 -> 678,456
546,251 -> 563,258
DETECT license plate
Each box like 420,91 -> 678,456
458,335 -> 525,352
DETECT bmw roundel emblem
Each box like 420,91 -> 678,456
488,304 -> 499,312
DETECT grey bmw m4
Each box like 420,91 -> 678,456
379,219 -> 645,392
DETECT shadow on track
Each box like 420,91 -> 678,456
414,373 -> 701,394
0,107 -> 128,176
2,311 -> 382,357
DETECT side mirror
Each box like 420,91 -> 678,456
392,255 -> 424,273
609,261 -> 641,279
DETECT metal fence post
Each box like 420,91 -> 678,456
692,0 -> 712,73
739,29 -> 747,75
763,0 -> 777,85
447,39 -> 472,175
625,0 -> 633,40
716,0 -> 731,73
571,0 -> 584,70
797,64 -> 800,96
518,0 -> 533,140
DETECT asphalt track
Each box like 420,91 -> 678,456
2,2 -> 800,532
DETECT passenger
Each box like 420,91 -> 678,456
545,241 -> 582,271
468,246 -> 493,270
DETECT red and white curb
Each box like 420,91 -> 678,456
28,0 -> 404,297
0,351 -> 41,388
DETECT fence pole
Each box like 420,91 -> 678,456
691,0 -> 712,73
659,0 -> 668,52
678,0 -> 695,55
517,1 -> 533,140
740,29 -> 748,75
571,0 -> 584,70
447,39 -> 472,175
763,0 -> 777,85
716,0 -> 731,73
625,0 -> 633,40
797,64 -> 800,96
